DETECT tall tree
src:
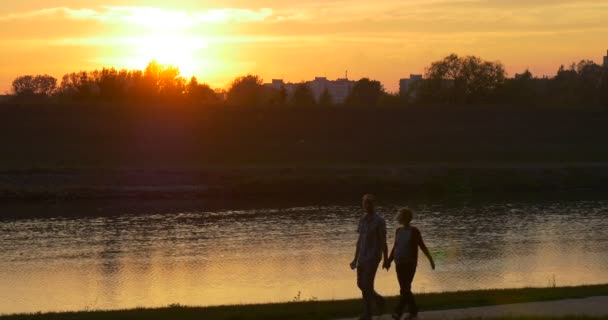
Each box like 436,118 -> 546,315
550,64 -> 578,107
346,78 -> 384,107
575,60 -> 603,106
186,76 -> 220,105
59,71 -> 93,100
12,75 -> 57,97
319,88 -> 333,107
226,75 -> 265,107
290,83 -> 316,107
421,54 -> 505,104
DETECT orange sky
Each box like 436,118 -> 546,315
1,0 -> 608,93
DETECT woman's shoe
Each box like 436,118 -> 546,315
403,313 -> 418,320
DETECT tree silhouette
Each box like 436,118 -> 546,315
501,70 -> 538,106
186,76 -> 220,105
59,71 -> 93,100
266,85 -> 288,107
7,54 -> 608,108
12,75 -> 57,97
550,64 -> 578,107
90,68 -> 128,101
421,54 -> 505,104
226,75 -> 265,107
319,88 -> 333,107
346,78 -> 384,107
290,83 -> 316,107
377,92 -> 403,107
575,60 -> 603,106
600,66 -> 608,107
143,61 -> 185,99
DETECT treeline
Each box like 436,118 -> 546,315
5,54 -> 608,108
409,54 -> 608,107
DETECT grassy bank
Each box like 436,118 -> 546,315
2,106 -> 608,201
3,284 -> 608,320
2,106 -> 608,168
2,163 -> 608,203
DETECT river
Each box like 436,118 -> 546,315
1,198 -> 607,314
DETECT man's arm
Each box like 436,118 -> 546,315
351,235 -> 361,269
351,220 -> 361,269
417,229 -> 435,270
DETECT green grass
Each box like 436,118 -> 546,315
3,284 -> 608,320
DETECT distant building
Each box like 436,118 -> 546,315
307,77 -> 356,104
308,77 -> 331,102
266,76 -> 355,105
604,50 -> 608,67
267,79 -> 285,90
399,74 -> 423,97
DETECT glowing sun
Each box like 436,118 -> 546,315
118,8 -> 212,77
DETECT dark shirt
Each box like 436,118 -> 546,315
356,213 -> 387,264
394,226 -> 423,265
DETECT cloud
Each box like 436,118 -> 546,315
2,1 -> 607,33
266,0 -> 608,31
0,7 -> 98,21
0,6 -> 274,28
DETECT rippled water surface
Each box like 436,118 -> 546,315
1,199 -> 608,314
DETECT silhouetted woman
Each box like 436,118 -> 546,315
384,208 -> 435,320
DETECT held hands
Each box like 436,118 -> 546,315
382,259 -> 392,271
350,260 -> 357,270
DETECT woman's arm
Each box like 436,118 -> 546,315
417,229 -> 435,270
384,228 -> 399,270
388,227 -> 400,262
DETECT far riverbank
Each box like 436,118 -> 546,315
2,163 -> 608,204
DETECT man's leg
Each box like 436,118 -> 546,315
369,262 -> 385,313
357,261 -> 380,319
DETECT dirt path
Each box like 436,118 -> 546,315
338,296 -> 608,320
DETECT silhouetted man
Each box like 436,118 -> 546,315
350,194 -> 388,319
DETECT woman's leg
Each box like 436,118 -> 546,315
403,263 -> 418,316
395,262 -> 418,316
394,263 -> 407,315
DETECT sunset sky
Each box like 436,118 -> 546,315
1,0 -> 607,93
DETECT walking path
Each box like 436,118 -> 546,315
338,296 -> 608,320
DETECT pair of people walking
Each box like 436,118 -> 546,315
351,194 -> 435,320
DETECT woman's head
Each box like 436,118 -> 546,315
397,208 -> 414,225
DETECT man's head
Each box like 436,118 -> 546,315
362,194 -> 376,214
397,208 -> 413,225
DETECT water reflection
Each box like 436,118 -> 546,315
1,200 -> 608,314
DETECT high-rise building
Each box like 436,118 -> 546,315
266,79 -> 285,90
603,50 -> 608,67
308,77 -> 356,104
267,77 -> 355,105
399,74 -> 423,97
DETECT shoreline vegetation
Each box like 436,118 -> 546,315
2,106 -> 608,203
3,163 -> 608,203
2,284 -> 608,320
